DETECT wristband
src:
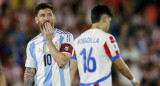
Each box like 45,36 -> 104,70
131,77 -> 137,83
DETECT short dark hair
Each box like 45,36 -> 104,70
91,5 -> 113,23
35,3 -> 54,16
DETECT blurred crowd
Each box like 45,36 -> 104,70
0,0 -> 160,86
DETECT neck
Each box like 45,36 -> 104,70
91,23 -> 107,32
91,23 -> 101,29
90,23 -> 109,32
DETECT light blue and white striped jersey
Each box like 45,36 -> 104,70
25,28 -> 74,86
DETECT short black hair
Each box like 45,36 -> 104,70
35,3 -> 54,16
91,5 -> 113,23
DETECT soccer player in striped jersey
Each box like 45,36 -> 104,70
24,3 -> 73,86
70,5 -> 140,86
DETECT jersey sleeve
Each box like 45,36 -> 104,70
103,35 -> 120,61
71,49 -> 77,60
25,42 -> 36,68
60,33 -> 74,55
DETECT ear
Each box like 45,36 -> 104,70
102,15 -> 107,23
35,17 -> 38,24
53,15 -> 56,22
100,15 -> 107,23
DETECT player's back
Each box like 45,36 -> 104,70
74,28 -> 120,86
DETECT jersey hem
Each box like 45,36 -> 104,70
79,72 -> 111,86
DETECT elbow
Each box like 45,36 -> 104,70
58,59 -> 68,67
58,62 -> 66,67
58,53 -> 71,67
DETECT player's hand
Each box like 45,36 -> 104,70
132,81 -> 140,86
41,22 -> 54,43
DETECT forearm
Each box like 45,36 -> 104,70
71,71 -> 76,84
113,58 -> 134,80
113,58 -> 140,86
46,41 -> 71,67
118,64 -> 133,80
118,64 -> 141,86
70,60 -> 78,83
24,67 -> 36,86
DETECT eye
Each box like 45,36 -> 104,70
48,13 -> 52,16
40,14 -> 45,17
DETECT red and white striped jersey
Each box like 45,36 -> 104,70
71,28 -> 120,86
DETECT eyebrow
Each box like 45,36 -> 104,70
38,12 -> 53,16
48,13 -> 52,15
40,14 -> 45,16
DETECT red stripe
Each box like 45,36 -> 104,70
104,42 -> 112,58
94,83 -> 99,86
109,36 -> 115,43
73,50 -> 76,56
115,50 -> 119,55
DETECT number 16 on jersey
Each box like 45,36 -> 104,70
80,47 -> 96,73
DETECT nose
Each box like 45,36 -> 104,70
44,16 -> 49,21
43,14 -> 50,21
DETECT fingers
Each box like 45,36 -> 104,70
44,23 -> 49,32
46,22 -> 53,32
41,22 -> 53,34
48,23 -> 54,32
42,22 -> 49,32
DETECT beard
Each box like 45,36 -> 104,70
39,20 -> 54,29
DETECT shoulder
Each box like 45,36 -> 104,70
56,28 -> 74,39
30,33 -> 41,42
105,33 -> 113,38
56,29 -> 73,35
105,33 -> 116,40
27,33 -> 41,48
103,33 -> 117,45
95,29 -> 113,37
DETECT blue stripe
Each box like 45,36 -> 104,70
59,36 -> 64,50
29,42 -> 38,68
29,42 -> 38,85
110,54 -> 120,61
71,56 -> 77,60
54,28 -> 57,36
69,34 -> 71,42
43,41 -> 53,86
67,34 -> 68,42
69,60 -> 71,72
35,74 -> 38,86
56,29 -> 68,34
80,72 -> 112,86
58,36 -> 66,86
